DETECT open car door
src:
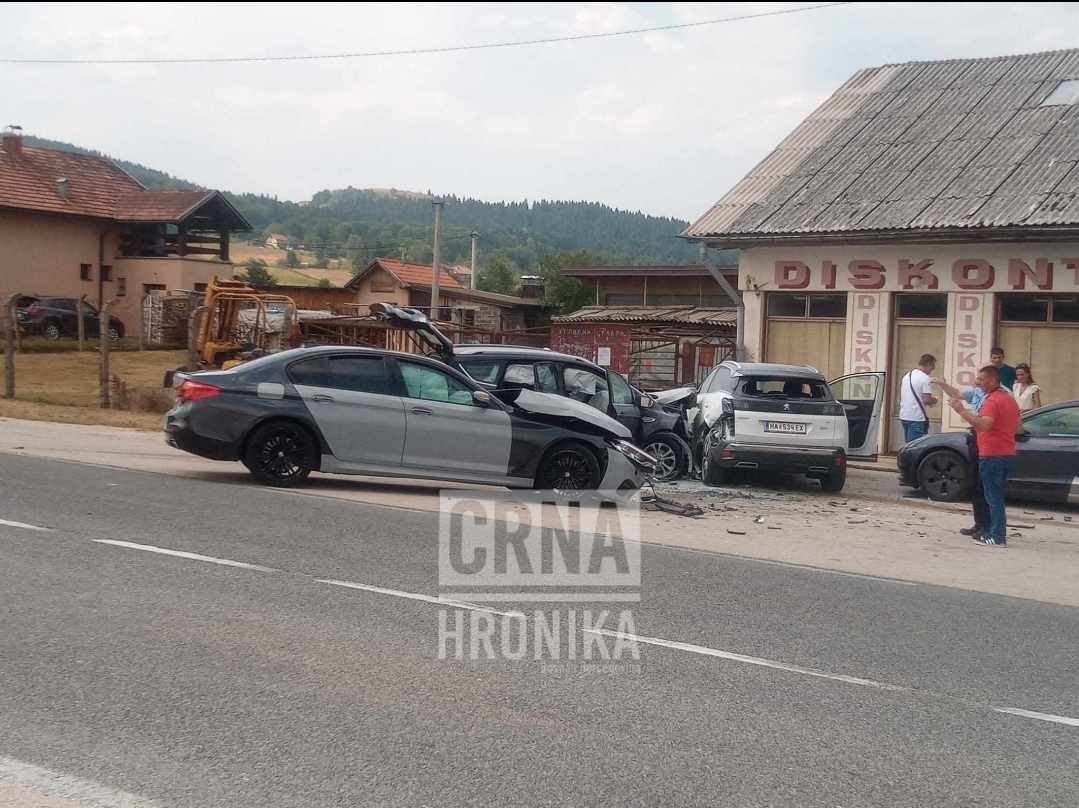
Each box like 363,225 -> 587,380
829,372 -> 886,459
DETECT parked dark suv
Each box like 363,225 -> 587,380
17,296 -> 125,341
452,345 -> 693,481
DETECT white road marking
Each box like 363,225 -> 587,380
320,577 -> 905,690
320,576 -> 1079,728
589,628 -> 908,691
0,754 -> 160,807
317,579 -> 520,617
93,539 -> 278,573
0,518 -> 50,532
994,707 -> 1079,728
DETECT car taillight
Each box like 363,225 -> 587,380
176,380 -> 221,402
834,453 -> 846,466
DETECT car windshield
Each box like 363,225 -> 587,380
739,376 -> 830,400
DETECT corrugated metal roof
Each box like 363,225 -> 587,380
684,48 -> 1079,240
552,306 -> 736,326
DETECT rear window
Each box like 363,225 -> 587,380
739,376 -> 831,400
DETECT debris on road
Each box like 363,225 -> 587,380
727,528 -> 747,535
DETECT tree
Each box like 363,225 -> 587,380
537,251 -> 597,313
285,250 -> 301,268
242,258 -> 275,290
317,278 -> 332,289
477,256 -> 518,295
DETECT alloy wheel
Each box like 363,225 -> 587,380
645,441 -> 678,481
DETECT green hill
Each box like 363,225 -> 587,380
24,135 -> 721,275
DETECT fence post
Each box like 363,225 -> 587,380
99,299 -> 115,408
4,293 -> 17,399
137,293 -> 146,351
78,293 -> 87,352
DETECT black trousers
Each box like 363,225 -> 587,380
967,430 -> 990,531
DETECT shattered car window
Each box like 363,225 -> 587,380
740,376 -> 830,400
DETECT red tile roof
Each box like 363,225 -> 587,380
351,258 -> 461,289
0,143 -> 143,219
113,189 -> 214,222
0,139 -> 250,230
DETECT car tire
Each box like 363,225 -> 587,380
643,434 -> 688,483
701,448 -> 730,487
243,420 -> 317,487
917,449 -> 969,502
535,441 -> 602,494
43,322 -> 62,341
819,465 -> 847,493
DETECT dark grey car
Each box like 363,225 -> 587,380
898,400 -> 1079,503
164,344 -> 655,492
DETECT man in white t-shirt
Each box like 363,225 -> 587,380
899,353 -> 938,444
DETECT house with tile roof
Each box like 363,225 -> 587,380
0,127 -> 251,336
682,48 -> 1079,450
346,257 -> 542,332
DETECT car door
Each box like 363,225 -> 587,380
288,354 -> 406,468
828,372 -> 886,458
1010,405 -> 1079,503
394,359 -> 514,479
608,371 -> 643,441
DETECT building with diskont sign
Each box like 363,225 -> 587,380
683,48 -> 1079,451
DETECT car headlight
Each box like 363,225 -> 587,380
606,438 -> 657,470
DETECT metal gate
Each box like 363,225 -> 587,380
686,336 -> 736,385
629,338 -> 678,390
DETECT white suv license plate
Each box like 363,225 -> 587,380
764,421 -> 808,434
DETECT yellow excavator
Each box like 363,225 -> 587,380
164,277 -> 299,384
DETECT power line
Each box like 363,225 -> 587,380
1,3 -> 855,65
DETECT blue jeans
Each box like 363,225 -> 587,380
902,420 -> 928,443
979,456 -> 1015,541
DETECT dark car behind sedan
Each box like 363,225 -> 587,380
898,400 -> 1079,504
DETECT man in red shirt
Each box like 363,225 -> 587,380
949,365 -> 1021,546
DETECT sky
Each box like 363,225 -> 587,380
2,2 -> 1078,220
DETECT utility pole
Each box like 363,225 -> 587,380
701,244 -> 744,361
4,293 -> 17,399
430,200 -> 444,321
469,231 -> 479,290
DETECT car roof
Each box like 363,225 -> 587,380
720,360 -> 826,380
453,345 -> 604,370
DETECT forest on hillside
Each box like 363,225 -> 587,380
22,135 -> 733,309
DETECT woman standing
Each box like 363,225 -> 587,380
1012,364 -> 1042,412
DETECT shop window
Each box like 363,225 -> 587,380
80,263 -> 92,281
605,293 -> 644,305
768,293 -> 846,319
462,309 -> 477,327
1051,296 -> 1079,323
895,294 -> 947,319
100,265 -> 112,282
767,293 -> 808,317
999,295 -> 1050,322
808,294 -> 847,318
116,278 -> 127,297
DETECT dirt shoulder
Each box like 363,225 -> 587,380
1,416 -> 1077,608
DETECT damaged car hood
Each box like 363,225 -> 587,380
652,385 -> 697,407
513,389 -> 631,439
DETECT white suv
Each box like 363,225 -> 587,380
691,362 -> 879,493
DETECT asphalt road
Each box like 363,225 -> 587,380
1,453 -> 1077,807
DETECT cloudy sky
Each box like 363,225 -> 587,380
2,2 -> 1078,219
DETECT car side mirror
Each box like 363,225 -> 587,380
491,388 -> 521,406
472,390 -> 492,407
1016,430 -> 1031,443
639,394 -> 657,409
